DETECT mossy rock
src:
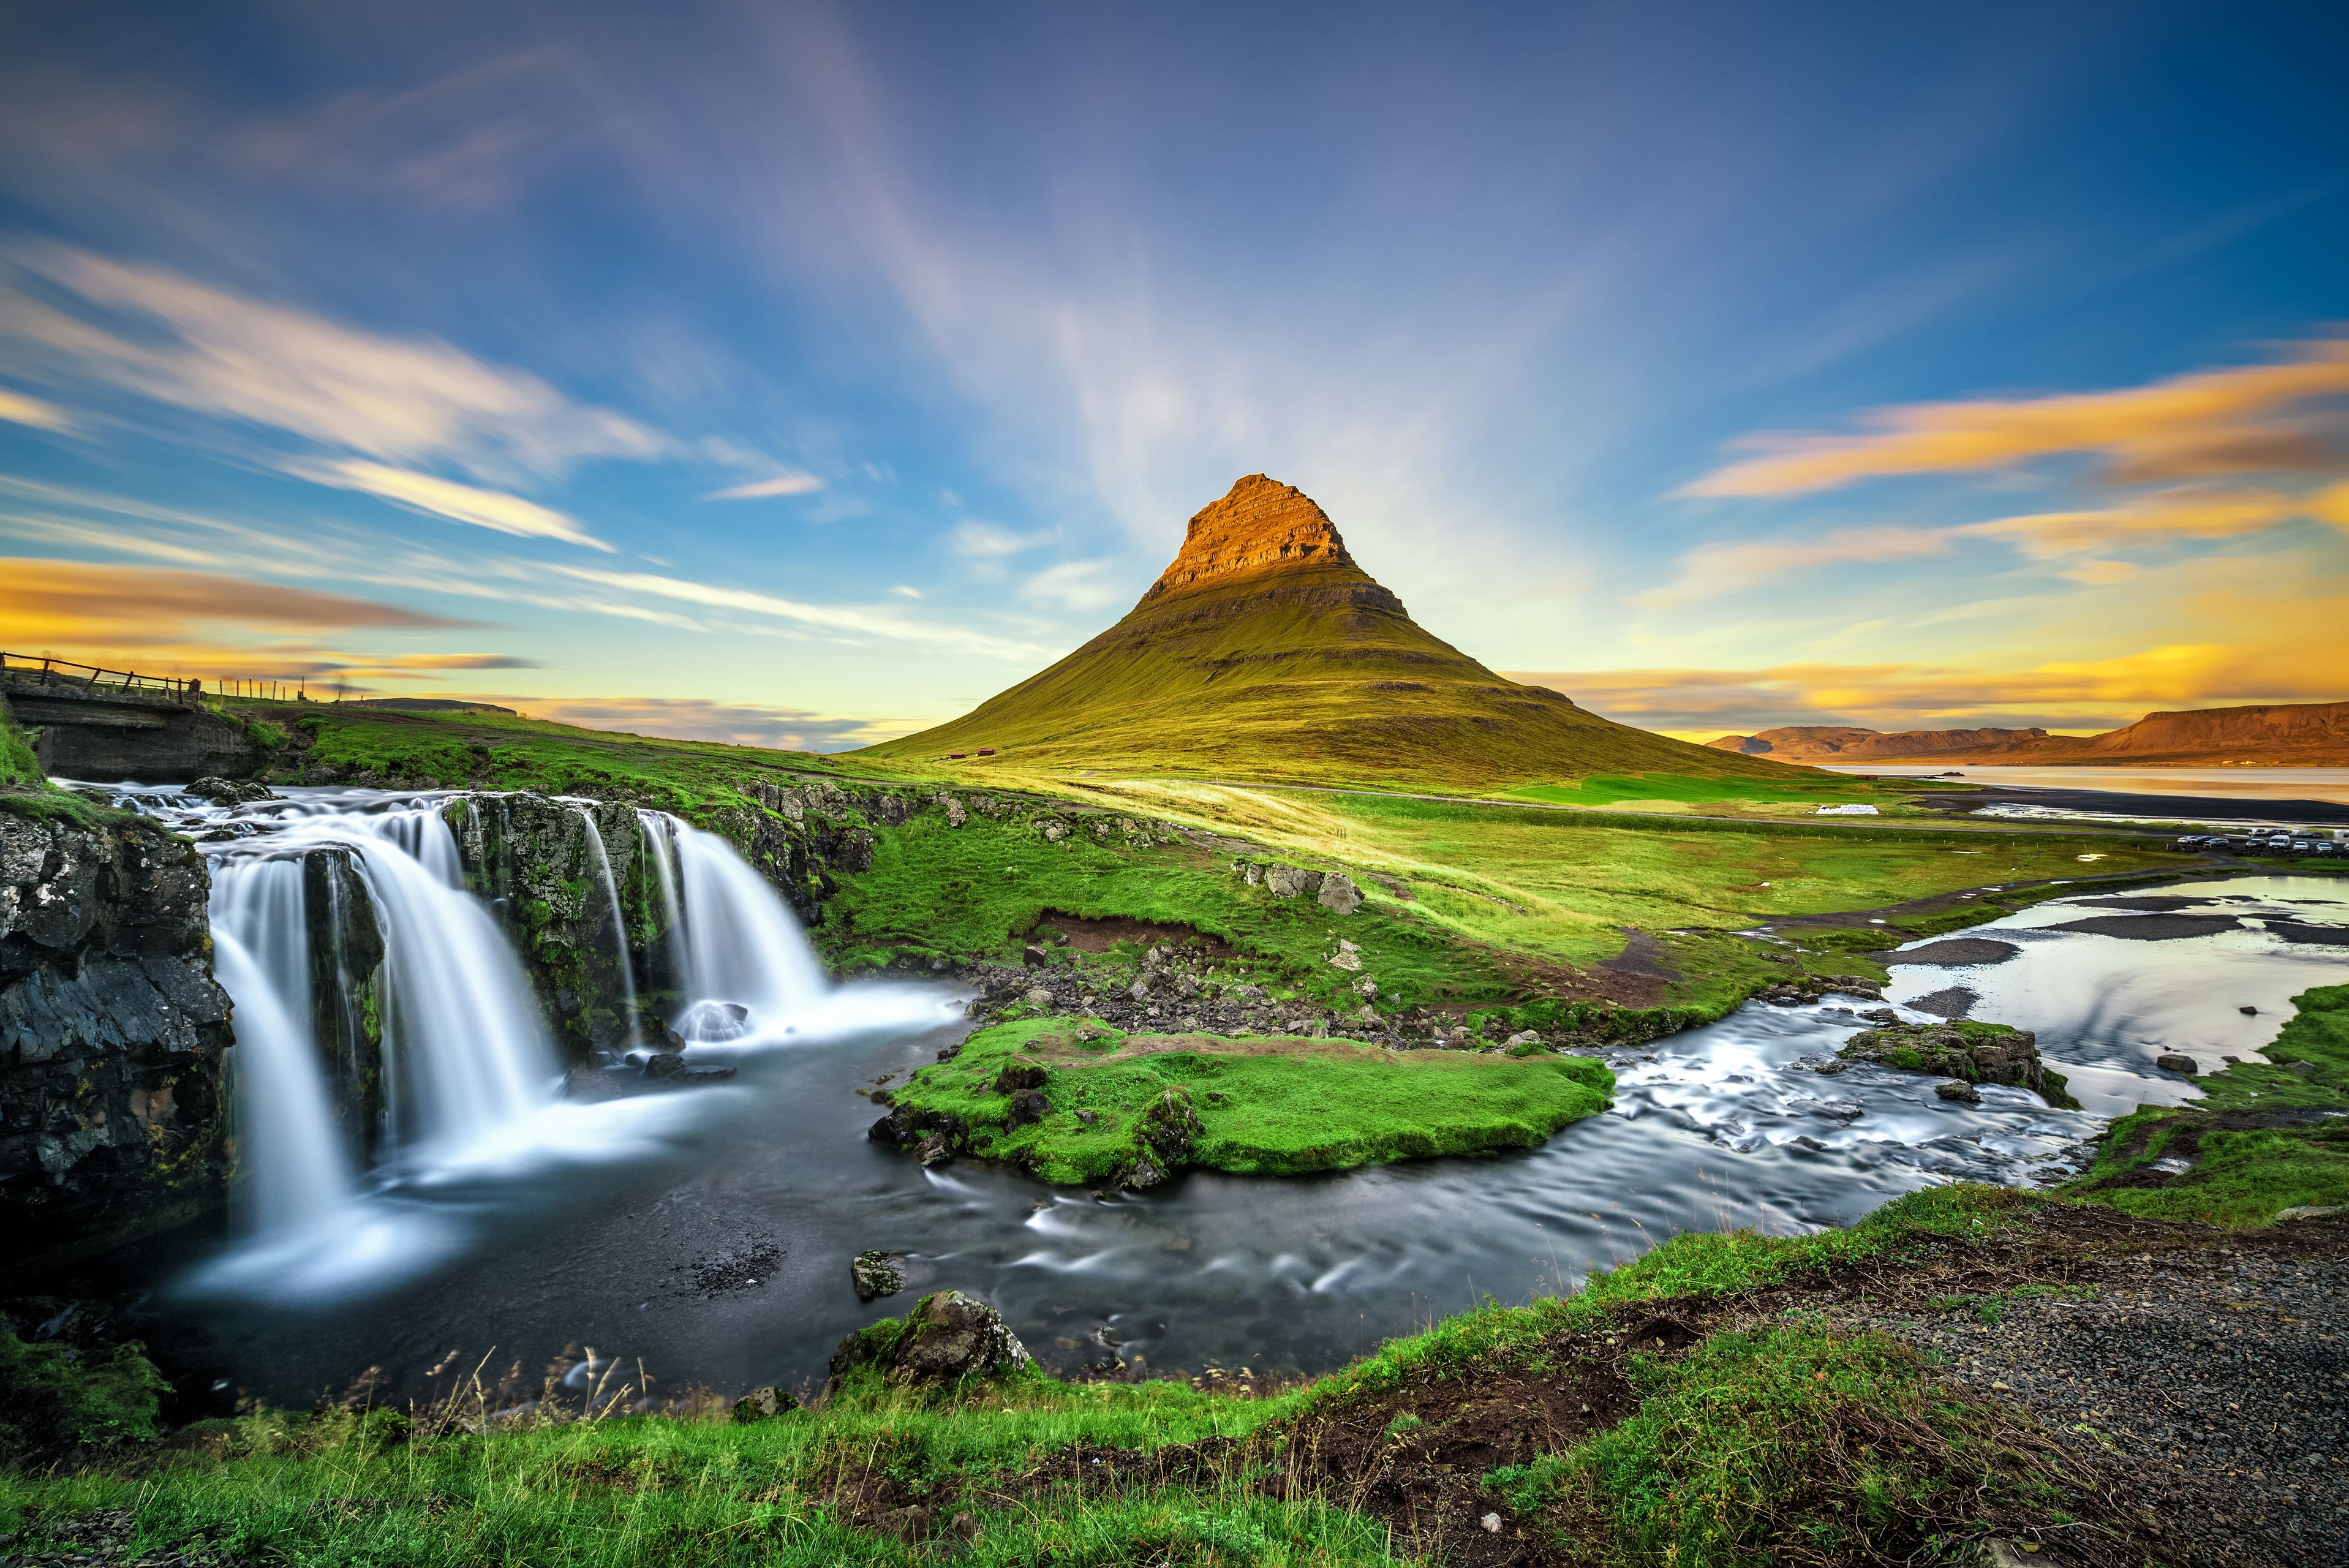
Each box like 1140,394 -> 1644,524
1839,1020 -> 2079,1109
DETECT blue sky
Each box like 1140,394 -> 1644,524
2,0 -> 2344,747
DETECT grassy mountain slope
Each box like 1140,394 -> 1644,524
864,475 -> 1809,790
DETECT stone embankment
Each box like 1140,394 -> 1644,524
0,807 -> 233,1265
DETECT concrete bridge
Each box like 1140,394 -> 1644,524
1,655 -> 262,783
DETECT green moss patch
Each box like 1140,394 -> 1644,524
2072,982 -> 2349,1226
890,1018 -> 1614,1184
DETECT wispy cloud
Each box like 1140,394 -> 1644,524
951,521 -> 1052,557
0,386 -> 74,433
1684,337 -> 2349,496
0,244 -> 666,481
505,695 -> 896,752
1023,559 -> 1123,611
292,459 -> 611,550
704,471 -> 824,500
546,563 -> 1042,658
1627,526 -> 1953,608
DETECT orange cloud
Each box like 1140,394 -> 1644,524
1955,486 -> 2312,558
0,386 -> 74,433
0,558 -> 483,684
1511,620 -> 2349,735
1684,337 -> 2349,496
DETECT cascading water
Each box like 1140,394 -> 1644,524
655,816 -> 828,1039
577,812 -> 644,1054
208,922 -> 356,1235
345,805 -> 559,1159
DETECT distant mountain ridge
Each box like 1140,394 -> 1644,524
866,475 -> 1799,786
1711,701 -> 2349,766
1708,725 -> 2048,762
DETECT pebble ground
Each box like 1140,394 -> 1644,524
1846,1240 -> 2347,1567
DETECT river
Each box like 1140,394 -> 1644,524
78,785 -> 2349,1411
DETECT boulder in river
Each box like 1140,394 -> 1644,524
643,1052 -> 737,1085
1837,1020 -> 2078,1109
2155,1052 -> 2199,1074
186,775 -> 277,805
827,1289 -> 1033,1393
852,1250 -> 908,1300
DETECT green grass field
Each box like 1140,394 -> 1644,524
1065,782 -> 2187,969
888,1018 -> 1615,1183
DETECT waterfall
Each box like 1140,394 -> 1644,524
577,811 -> 644,1054
635,809 -> 692,1008
91,778 -> 955,1299
347,805 -> 559,1158
665,816 -> 828,1036
209,881 -> 357,1235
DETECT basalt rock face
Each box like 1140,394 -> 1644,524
1139,475 -> 1364,600
301,848 -> 386,1158
0,807 -> 233,1269
864,474 -> 1795,787
444,794 -> 653,1064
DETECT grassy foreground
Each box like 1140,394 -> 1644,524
2,1186 -> 2141,1568
886,1019 -> 1615,1183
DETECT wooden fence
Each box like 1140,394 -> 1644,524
0,652 -> 202,705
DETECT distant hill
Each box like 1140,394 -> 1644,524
344,698 -> 520,717
1709,725 -> 2049,763
865,475 -> 1803,787
1713,702 -> 2349,766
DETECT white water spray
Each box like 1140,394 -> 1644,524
666,817 -> 828,1031
209,920 -> 356,1234
576,810 -> 644,1054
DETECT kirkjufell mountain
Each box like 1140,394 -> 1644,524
867,474 -> 1798,785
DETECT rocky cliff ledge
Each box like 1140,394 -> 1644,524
1139,473 -> 1361,601
0,805 -> 233,1268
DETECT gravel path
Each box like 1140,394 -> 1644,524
1842,1241 -> 2348,1567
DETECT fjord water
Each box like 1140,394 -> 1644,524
85,785 -> 2349,1405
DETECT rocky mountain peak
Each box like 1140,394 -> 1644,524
1141,474 -> 1357,601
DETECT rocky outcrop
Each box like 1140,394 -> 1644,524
1,683 -> 264,784
827,1289 -> 1032,1393
1836,1020 -> 2078,1108
443,794 -> 652,1063
301,848 -> 386,1157
1139,473 -> 1360,601
0,805 -> 233,1268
